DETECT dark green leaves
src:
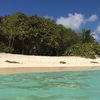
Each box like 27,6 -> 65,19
0,12 -> 98,58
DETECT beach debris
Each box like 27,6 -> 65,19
59,61 -> 66,64
90,61 -> 99,64
5,60 -> 20,64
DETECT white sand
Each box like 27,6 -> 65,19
0,53 -> 100,74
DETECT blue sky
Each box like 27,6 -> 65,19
0,0 -> 100,17
0,0 -> 100,42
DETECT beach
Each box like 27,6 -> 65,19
0,53 -> 100,74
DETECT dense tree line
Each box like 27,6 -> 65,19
0,12 -> 100,58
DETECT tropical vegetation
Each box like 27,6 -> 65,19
0,12 -> 100,58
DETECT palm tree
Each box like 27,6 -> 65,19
80,29 -> 95,43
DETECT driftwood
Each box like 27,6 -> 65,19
59,61 -> 66,64
90,61 -> 99,64
5,60 -> 20,64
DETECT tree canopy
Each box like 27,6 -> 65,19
0,12 -> 99,58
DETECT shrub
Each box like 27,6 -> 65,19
64,43 -> 96,59
0,42 -> 5,52
0,42 -> 14,53
2,47 -> 14,53
93,44 -> 100,56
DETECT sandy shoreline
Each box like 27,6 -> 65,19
0,53 -> 100,74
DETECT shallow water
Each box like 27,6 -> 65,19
0,71 -> 100,100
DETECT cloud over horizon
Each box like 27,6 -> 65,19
96,25 -> 100,34
92,25 -> 100,41
56,13 -> 98,30
56,13 -> 84,30
87,14 -> 98,22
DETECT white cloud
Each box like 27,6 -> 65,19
86,14 -> 98,22
96,26 -> 100,34
93,25 -> 100,35
92,32 -> 98,40
56,13 -> 84,30
56,13 -> 98,30
95,34 -> 100,42
92,25 -> 100,41
84,14 -> 98,24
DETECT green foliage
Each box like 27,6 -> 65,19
64,44 -> 97,59
93,44 -> 100,56
0,42 -> 5,52
79,29 -> 95,43
0,12 -> 99,58
2,47 -> 14,53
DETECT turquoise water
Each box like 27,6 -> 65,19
0,71 -> 100,100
